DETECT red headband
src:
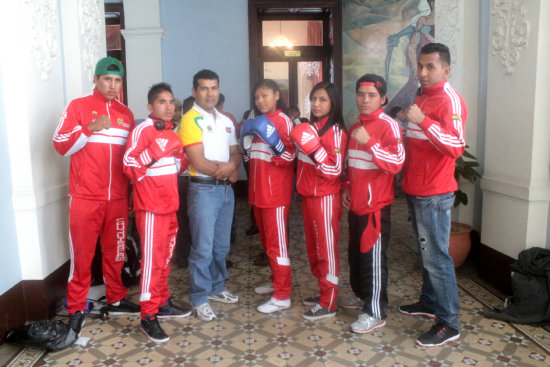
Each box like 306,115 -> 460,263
360,80 -> 384,90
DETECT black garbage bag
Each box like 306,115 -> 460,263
484,247 -> 550,324
5,320 -> 78,351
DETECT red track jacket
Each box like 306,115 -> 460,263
402,79 -> 467,196
296,117 -> 347,197
248,110 -> 295,208
53,88 -> 135,200
345,109 -> 404,215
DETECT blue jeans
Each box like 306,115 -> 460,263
187,182 -> 234,306
406,193 -> 460,329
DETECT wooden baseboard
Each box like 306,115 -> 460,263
0,261 -> 69,343
478,244 -> 514,295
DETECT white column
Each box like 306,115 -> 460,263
121,0 -> 164,119
481,0 -> 550,257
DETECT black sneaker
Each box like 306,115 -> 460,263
416,323 -> 460,347
302,295 -> 320,306
302,304 -> 336,321
68,311 -> 86,335
140,314 -> 169,343
107,298 -> 140,315
399,302 -> 436,319
157,298 -> 192,318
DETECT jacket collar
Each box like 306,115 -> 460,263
420,79 -> 448,95
359,108 -> 384,124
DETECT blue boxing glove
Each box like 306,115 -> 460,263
249,115 -> 286,157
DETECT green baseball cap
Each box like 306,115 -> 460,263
94,56 -> 124,76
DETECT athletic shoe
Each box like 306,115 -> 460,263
350,313 -> 386,334
68,311 -> 86,335
398,302 -> 436,319
157,298 -> 192,318
208,290 -> 239,304
254,283 -> 274,295
416,323 -> 460,347
302,295 -> 320,306
302,303 -> 335,321
140,314 -> 169,343
195,303 -> 217,321
338,295 -> 363,309
257,298 -> 291,313
106,298 -> 140,315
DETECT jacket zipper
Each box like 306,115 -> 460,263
106,101 -> 112,201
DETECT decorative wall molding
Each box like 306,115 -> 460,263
436,0 -> 463,88
121,27 -> 166,40
24,0 -> 59,81
79,0 -> 103,83
481,175 -> 550,202
490,0 -> 530,75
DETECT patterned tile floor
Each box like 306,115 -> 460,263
5,195 -> 550,366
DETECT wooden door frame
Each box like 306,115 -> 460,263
248,0 -> 343,108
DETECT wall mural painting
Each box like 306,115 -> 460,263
342,0 -> 435,124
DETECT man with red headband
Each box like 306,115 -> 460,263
342,74 -> 404,334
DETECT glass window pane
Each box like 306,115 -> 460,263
263,62 -> 289,107
297,61 -> 323,118
262,20 -> 323,47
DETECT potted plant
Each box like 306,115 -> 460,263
449,147 -> 481,268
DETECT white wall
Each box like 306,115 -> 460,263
481,0 -> 550,257
0,0 -> 107,289
0,70 -> 22,295
159,0 -> 250,121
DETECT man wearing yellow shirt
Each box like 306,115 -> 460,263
178,69 -> 241,321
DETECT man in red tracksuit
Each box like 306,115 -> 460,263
342,74 -> 404,334
400,43 -> 467,347
53,57 -> 139,343
123,83 -> 192,343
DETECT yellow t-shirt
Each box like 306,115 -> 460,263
178,103 -> 237,177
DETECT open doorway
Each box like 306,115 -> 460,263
248,0 -> 342,120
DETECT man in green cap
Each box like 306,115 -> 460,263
53,56 -> 139,344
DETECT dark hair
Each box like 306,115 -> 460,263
309,81 -> 346,136
182,96 -> 195,115
107,64 -> 121,73
420,42 -> 451,65
147,82 -> 173,105
253,79 -> 288,115
288,105 -> 300,113
216,93 -> 225,108
355,74 -> 388,106
193,69 -> 219,90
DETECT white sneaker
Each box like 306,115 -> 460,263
194,302 -> 217,321
207,290 -> 239,304
257,297 -> 291,313
350,313 -> 386,334
254,283 -> 274,295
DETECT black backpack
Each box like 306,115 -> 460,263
484,247 -> 550,324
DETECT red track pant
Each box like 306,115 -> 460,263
302,194 -> 341,310
254,205 -> 291,300
67,197 -> 128,314
136,211 -> 177,318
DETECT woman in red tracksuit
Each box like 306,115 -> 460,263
290,82 -> 347,320
248,79 -> 296,314
342,74 -> 405,334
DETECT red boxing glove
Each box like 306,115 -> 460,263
176,152 -> 189,173
290,123 -> 321,156
139,130 -> 183,167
